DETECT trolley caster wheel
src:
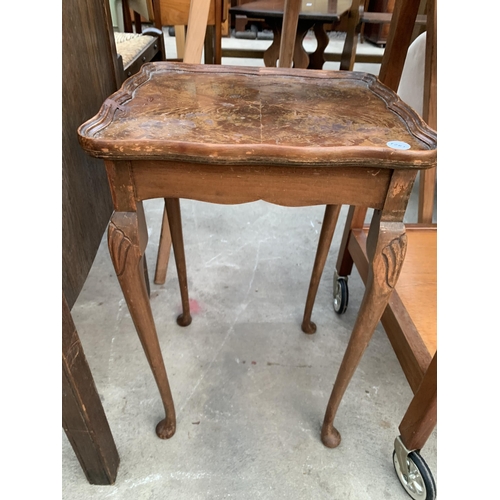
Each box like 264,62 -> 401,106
393,437 -> 436,500
333,273 -> 348,314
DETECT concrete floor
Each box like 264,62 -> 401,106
62,29 -> 437,499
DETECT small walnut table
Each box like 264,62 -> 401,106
78,62 -> 436,443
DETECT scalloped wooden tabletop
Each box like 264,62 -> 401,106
78,63 -> 436,168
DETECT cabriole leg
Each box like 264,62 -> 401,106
321,212 -> 407,448
108,204 -> 176,439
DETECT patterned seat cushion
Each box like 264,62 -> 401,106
114,32 -> 155,68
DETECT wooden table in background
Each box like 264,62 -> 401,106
229,0 -> 351,68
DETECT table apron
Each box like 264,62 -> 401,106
122,161 -> 393,209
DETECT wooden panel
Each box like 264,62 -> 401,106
159,0 -> 216,25
62,295 -> 120,485
131,162 -> 392,208
63,0 -> 120,483
62,0 -> 117,308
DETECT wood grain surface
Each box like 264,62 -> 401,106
79,63 -> 436,168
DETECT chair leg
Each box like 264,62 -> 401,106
134,11 -> 142,33
154,205 -> 172,285
215,0 -> 222,64
107,204 -> 176,439
278,0 -> 301,68
302,204 -> 341,334
121,0 -> 133,32
335,205 -> 367,278
417,167 -> 436,224
174,25 -> 186,60
340,0 -> 362,71
165,198 -> 192,327
184,0 -> 212,64
204,26 -> 215,64
321,213 -> 408,448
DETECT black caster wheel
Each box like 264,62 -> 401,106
167,26 -> 175,37
333,274 -> 348,314
393,449 -> 436,500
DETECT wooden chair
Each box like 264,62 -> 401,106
114,0 -> 224,63
339,0 -> 427,73
114,29 -> 165,82
113,0 -> 166,84
302,0 -> 437,497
